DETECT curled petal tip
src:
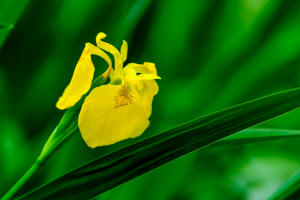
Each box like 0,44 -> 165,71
96,32 -> 107,41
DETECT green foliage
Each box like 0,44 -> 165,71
0,0 -> 30,48
0,24 -> 13,49
19,87 -> 300,199
218,128 -> 300,145
269,170 -> 300,200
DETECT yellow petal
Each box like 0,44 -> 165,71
120,40 -> 128,62
140,80 -> 159,118
139,74 -> 161,80
125,62 -> 157,75
123,62 -> 160,117
78,84 -> 150,148
56,43 -> 112,110
96,32 -> 123,72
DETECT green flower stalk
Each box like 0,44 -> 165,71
1,107 -> 79,200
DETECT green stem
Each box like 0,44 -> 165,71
2,160 -> 42,200
1,109 -> 78,200
1,75 -> 106,200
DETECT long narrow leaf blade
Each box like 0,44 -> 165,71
0,24 -> 13,49
268,170 -> 300,200
20,87 -> 300,200
217,128 -> 300,145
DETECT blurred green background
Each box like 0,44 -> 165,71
1,0 -> 300,199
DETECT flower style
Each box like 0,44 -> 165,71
56,32 -> 160,148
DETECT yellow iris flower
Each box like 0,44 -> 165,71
56,32 -> 160,148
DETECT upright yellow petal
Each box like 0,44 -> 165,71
56,43 -> 112,110
120,40 -> 128,62
96,32 -> 123,72
78,84 -> 150,148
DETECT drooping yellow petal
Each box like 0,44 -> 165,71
120,40 -> 128,62
78,84 -> 151,148
96,32 -> 123,72
56,43 -> 112,110
139,80 -> 159,118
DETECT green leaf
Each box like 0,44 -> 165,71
0,0 -> 30,25
116,0 -> 152,40
0,0 -> 31,49
217,128 -> 300,145
0,24 -> 13,49
268,169 -> 300,200
19,87 -> 300,200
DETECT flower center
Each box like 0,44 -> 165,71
114,84 -> 134,108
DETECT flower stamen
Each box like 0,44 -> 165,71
114,84 -> 134,108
